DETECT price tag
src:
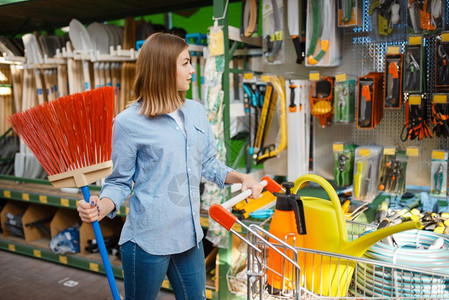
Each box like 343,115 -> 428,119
309,72 -> 320,81
261,75 -> 270,82
383,148 -> 396,155
59,255 -> 68,264
335,73 -> 347,82
22,193 -> 30,201
244,73 -> 254,80
406,147 -> 419,157
89,263 -> 99,272
8,244 -> 15,251
386,46 -> 400,55
39,195 -> 48,204
60,198 -> 69,207
125,207 -> 129,215
208,30 -> 224,57
3,190 -> 11,198
359,149 -> 371,156
333,143 -> 344,152
33,249 -> 42,258
206,289 -> 213,299
409,95 -> 422,105
432,150 -> 446,160
408,35 -> 422,45
433,94 -> 448,104
441,33 -> 449,42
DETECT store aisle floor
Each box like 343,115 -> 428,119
0,250 -> 175,300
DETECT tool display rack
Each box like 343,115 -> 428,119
313,2 -> 449,183
213,0 -> 449,299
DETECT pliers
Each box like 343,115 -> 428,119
405,51 -> 420,91
436,44 -> 449,86
434,163 -> 444,194
335,153 -> 350,187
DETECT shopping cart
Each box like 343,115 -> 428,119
209,181 -> 449,299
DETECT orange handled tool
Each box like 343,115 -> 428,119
209,177 -> 281,251
220,179 -> 268,211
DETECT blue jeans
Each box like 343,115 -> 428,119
120,241 -> 206,300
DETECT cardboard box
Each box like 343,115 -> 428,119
50,208 -> 80,239
22,204 -> 57,243
79,217 -> 122,255
0,201 -> 29,238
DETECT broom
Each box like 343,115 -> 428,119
9,86 -> 120,300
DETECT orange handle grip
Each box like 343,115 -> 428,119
361,85 -> 371,101
262,176 -> 283,193
388,61 -> 399,78
209,204 -> 238,231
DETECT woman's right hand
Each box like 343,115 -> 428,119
77,195 -> 100,223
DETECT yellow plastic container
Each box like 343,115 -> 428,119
291,174 -> 420,297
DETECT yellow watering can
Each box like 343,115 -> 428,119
291,174 -> 421,297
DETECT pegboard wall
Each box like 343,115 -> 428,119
262,0 -> 449,187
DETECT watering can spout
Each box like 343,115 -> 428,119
341,220 -> 421,257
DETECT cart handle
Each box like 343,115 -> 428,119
210,177 -> 279,230
221,179 -> 268,210
209,204 -> 238,231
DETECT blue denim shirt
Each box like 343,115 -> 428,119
101,100 -> 233,255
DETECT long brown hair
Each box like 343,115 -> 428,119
133,32 -> 188,117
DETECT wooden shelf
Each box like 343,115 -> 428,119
0,178 -> 129,217
0,236 -> 216,298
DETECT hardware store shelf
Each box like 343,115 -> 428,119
0,236 -> 215,298
0,175 -> 217,229
0,235 -> 123,277
0,176 -> 217,298
0,176 -> 130,217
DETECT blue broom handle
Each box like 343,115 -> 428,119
81,186 -> 120,300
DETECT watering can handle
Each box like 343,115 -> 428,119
292,174 -> 347,241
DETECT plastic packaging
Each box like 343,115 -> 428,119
49,225 -> 80,254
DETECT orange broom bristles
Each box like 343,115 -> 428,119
8,87 -> 115,176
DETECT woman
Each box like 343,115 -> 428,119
77,32 -> 263,300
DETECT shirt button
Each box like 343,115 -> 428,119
176,126 -> 179,130
187,146 -> 190,150
188,168 -> 191,172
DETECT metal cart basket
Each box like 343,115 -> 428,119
241,221 -> 449,299
209,178 -> 449,299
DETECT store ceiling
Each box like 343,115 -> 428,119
0,0 -> 213,36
